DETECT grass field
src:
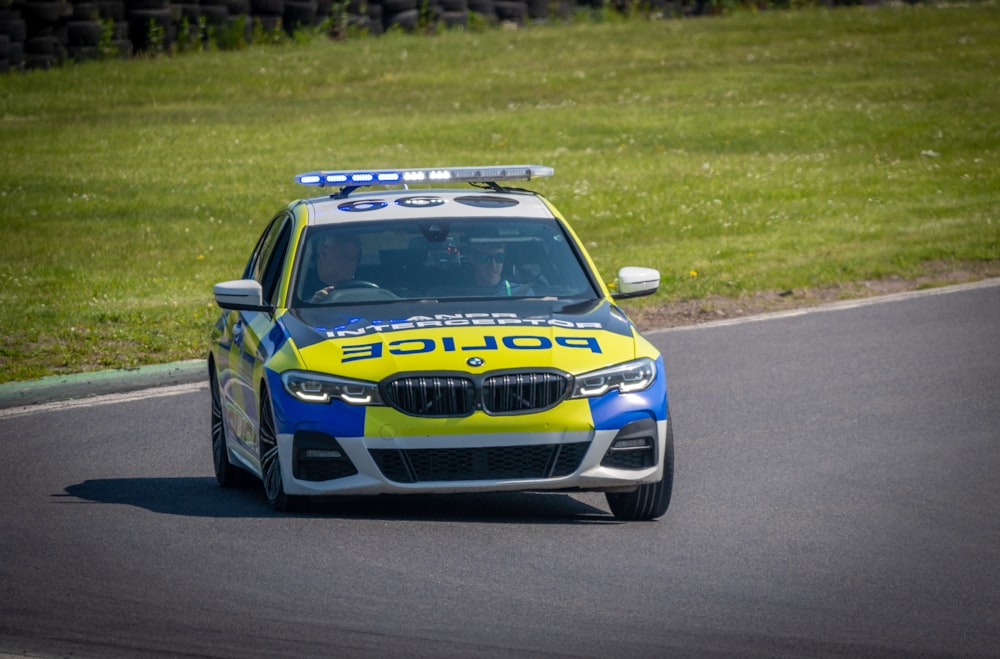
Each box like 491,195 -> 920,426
1,3 -> 997,383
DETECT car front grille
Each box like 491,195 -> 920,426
482,372 -> 569,414
383,376 -> 477,416
370,442 -> 590,483
382,370 -> 570,417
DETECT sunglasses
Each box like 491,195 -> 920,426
475,253 -> 505,264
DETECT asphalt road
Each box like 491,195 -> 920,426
2,281 -> 998,658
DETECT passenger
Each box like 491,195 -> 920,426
468,243 -> 517,296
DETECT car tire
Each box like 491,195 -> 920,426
250,0 -> 284,14
0,16 -> 28,42
225,0 -> 250,14
66,20 -> 103,46
383,6 -> 417,30
467,0 -> 495,20
440,9 -> 467,27
381,0 -> 417,14
199,3 -> 230,24
493,0 -> 526,23
210,366 -> 255,488
605,419 -> 674,521
21,1 -> 73,23
259,387 -> 299,512
283,0 -> 317,30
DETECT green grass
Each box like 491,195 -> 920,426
1,4 -> 998,383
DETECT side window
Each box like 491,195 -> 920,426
258,218 -> 293,306
242,212 -> 293,306
242,215 -> 280,281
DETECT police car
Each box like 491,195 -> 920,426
209,165 -> 673,520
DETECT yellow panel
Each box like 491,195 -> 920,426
298,325 -> 636,380
363,398 -> 595,438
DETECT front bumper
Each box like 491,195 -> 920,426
276,418 -> 668,496
266,361 -> 669,496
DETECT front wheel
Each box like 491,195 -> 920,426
606,420 -> 674,521
210,365 -> 254,488
258,388 -> 299,512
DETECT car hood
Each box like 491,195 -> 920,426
281,299 -> 639,379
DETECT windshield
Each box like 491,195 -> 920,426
291,217 -> 599,307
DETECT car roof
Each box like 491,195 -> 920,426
299,188 -> 557,226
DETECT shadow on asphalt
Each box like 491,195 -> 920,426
57,476 -> 619,524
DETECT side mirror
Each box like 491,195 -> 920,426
213,279 -> 271,312
611,266 -> 660,300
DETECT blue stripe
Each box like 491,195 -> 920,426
266,370 -> 367,438
587,356 -> 668,430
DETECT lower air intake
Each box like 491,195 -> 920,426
370,442 -> 589,483
292,431 -> 357,482
600,418 -> 658,470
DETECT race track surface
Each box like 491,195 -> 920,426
2,281 -> 998,658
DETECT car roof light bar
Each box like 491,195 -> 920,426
295,165 -> 554,189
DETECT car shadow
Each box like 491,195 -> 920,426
57,477 -> 619,524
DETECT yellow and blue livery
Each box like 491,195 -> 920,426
209,165 -> 673,520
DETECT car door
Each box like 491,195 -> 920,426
226,212 -> 294,457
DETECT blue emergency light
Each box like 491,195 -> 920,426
295,165 -> 554,188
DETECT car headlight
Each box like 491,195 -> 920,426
281,371 -> 384,405
570,358 -> 656,398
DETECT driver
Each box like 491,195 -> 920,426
306,232 -> 361,302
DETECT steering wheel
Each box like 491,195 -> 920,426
336,280 -> 380,289
324,287 -> 399,302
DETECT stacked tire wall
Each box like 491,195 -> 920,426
0,0 -> 912,73
0,0 -> 609,72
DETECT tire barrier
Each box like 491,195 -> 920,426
0,0 -> 908,73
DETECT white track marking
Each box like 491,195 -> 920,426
647,278 -> 1000,335
0,382 -> 207,420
